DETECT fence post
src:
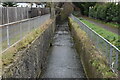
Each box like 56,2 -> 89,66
26,6 -> 30,32
26,6 -> 29,19
106,43 -> 109,62
1,7 -> 3,25
90,30 -> 92,41
23,6 -> 25,19
109,46 -> 113,68
33,18 -> 35,29
0,7 -> 2,52
115,51 -> 118,73
1,7 -> 3,24
0,7 -> 2,25
20,21 -> 22,40
37,17 -> 39,26
2,7 -> 4,24
15,7 -> 18,21
20,6 -> 24,39
6,5 -> 10,47
95,35 -> 98,49
21,6 -> 24,20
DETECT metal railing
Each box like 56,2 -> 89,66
71,14 -> 120,73
0,14 -> 50,53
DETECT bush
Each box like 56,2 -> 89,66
89,3 -> 119,23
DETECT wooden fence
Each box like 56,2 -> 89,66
0,7 -> 50,25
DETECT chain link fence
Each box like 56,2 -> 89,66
0,14 -> 50,53
71,14 -> 120,73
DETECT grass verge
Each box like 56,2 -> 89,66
80,18 -> 120,50
69,17 -> 117,78
83,16 -> 120,28
72,12 -> 119,28
79,18 -> 120,71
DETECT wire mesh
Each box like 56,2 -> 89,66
1,14 -> 50,52
71,14 -> 120,73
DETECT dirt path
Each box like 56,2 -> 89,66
83,18 -> 120,35
40,22 -> 86,78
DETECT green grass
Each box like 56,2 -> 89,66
79,18 -> 120,71
106,22 -> 120,28
69,17 -> 117,78
80,18 -> 120,50
72,11 -> 120,28
83,17 -> 120,28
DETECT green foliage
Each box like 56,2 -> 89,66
89,3 -> 120,24
80,19 -> 120,50
69,18 -> 117,78
80,19 -> 120,71
2,2 -> 17,7
73,2 -> 96,16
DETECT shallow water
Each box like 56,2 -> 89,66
41,22 -> 86,78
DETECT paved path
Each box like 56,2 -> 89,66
41,22 -> 86,78
84,18 -> 120,35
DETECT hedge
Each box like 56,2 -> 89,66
89,3 -> 120,24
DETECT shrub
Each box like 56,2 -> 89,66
89,3 -> 119,23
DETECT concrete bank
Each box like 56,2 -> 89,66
2,19 -> 55,78
41,22 -> 86,78
68,17 -> 117,78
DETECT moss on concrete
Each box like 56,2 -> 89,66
2,19 -> 53,67
68,18 -> 117,78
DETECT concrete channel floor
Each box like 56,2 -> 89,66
41,22 -> 86,78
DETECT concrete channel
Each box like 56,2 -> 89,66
40,22 -> 86,78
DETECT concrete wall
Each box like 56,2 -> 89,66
2,20 -> 55,78
68,18 -> 117,78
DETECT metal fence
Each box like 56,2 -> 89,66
0,7 -> 50,25
71,14 -> 120,73
0,14 -> 50,53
